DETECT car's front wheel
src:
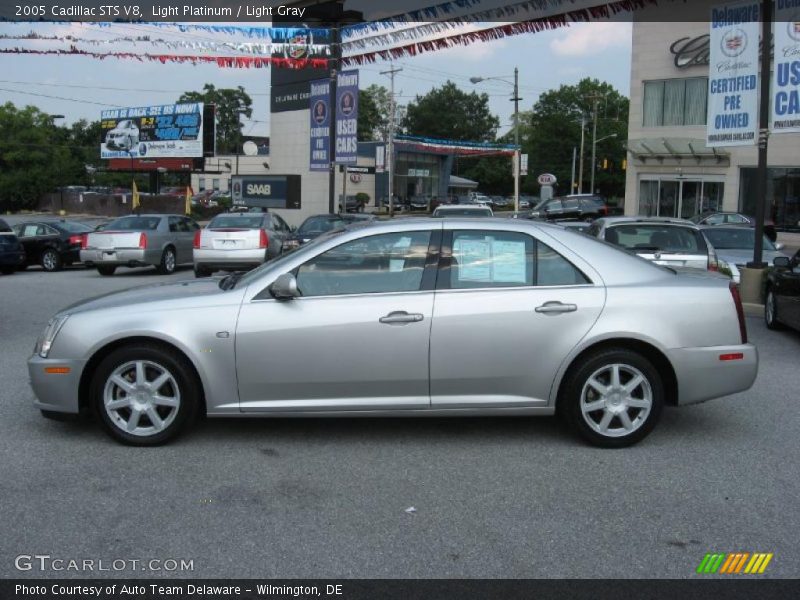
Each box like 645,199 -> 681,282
560,348 -> 663,448
156,247 -> 176,275
91,344 -> 200,445
765,288 -> 784,330
41,248 -> 62,272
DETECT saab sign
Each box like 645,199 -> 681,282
231,175 -> 301,209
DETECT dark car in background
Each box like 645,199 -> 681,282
283,213 -> 376,252
690,212 -> 777,243
12,219 -> 93,272
765,250 -> 800,332
528,194 -> 620,221
0,219 -> 26,275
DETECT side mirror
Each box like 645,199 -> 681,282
269,273 -> 300,299
773,256 -> 791,269
775,242 -> 785,251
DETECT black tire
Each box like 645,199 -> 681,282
156,246 -> 176,275
40,248 -> 62,272
1,267 -> 13,275
194,265 -> 212,278
560,348 -> 664,448
16,264 -> 28,272
91,344 -> 200,446
765,287 -> 784,331
40,409 -> 78,422
97,265 -> 116,276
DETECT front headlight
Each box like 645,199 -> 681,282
35,315 -> 70,358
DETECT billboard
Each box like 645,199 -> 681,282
772,6 -> 800,134
335,70 -> 359,164
231,175 -> 302,209
270,28 -> 333,113
101,102 -> 205,159
706,1 -> 760,147
309,79 -> 331,171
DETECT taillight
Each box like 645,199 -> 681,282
80,234 -> 88,249
138,233 -> 147,249
69,235 -> 82,246
259,229 -> 268,249
729,282 -> 747,344
708,248 -> 719,272
193,230 -> 201,249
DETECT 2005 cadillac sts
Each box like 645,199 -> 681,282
28,218 -> 757,447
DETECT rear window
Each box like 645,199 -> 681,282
208,216 -> 264,229
606,225 -> 705,254
703,227 -> 775,251
298,216 -> 346,235
104,216 -> 161,231
55,221 -> 93,233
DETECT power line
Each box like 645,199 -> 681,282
0,87 -> 115,107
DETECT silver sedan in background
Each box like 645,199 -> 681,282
29,218 -> 757,447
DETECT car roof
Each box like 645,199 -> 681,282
598,216 -> 697,227
697,224 -> 753,230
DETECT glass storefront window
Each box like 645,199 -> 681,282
740,168 -> 800,230
394,152 -> 441,203
639,179 -> 725,218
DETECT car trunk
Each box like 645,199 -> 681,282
201,228 -> 262,251
86,231 -> 143,249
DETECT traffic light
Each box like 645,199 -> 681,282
622,159 -> 627,171
602,158 -> 609,170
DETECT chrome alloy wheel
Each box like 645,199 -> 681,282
579,363 -> 653,438
766,291 -> 776,325
164,249 -> 176,273
42,250 -> 58,271
103,360 -> 180,436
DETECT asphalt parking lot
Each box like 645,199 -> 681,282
1,263 -> 799,579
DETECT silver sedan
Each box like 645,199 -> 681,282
29,218 -> 757,447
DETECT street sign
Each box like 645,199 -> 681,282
520,154 -> 529,176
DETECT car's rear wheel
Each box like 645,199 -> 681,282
194,265 -> 212,278
561,348 -> 663,448
41,248 -> 62,272
97,265 -> 116,276
91,344 -> 200,445
1,267 -> 13,275
156,247 -> 176,275
765,288 -> 784,330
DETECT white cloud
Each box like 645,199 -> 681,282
550,22 -> 632,58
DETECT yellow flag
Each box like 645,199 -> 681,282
185,186 -> 192,215
132,180 -> 140,211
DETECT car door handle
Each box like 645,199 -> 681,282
535,301 -> 578,314
379,311 -> 424,325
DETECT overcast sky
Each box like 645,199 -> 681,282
0,20 -> 632,139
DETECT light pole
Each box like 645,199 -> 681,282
591,133 -> 618,196
48,114 -> 65,212
235,108 -> 248,178
471,67 -> 522,212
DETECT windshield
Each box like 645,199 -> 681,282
208,215 -> 264,229
298,216 -> 346,235
703,228 -> 776,251
432,208 -> 492,217
606,225 -> 705,254
104,216 -> 161,231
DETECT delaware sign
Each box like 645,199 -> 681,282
773,1 -> 800,134
309,79 -> 331,171
101,103 -> 204,159
706,1 -> 760,147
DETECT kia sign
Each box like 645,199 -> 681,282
101,102 -> 204,159
537,173 -> 557,186
231,175 -> 301,209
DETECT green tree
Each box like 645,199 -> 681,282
0,103 -> 71,211
403,81 -> 499,142
520,78 -> 629,198
358,84 -> 392,142
178,84 -> 252,155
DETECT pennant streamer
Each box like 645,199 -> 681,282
0,46 -> 329,69
395,135 -> 518,156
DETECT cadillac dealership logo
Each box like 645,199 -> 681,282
284,31 -> 312,60
789,17 -> 800,43
721,28 -> 747,57
312,100 -> 327,125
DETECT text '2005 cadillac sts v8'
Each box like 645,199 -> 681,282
29,218 -> 757,447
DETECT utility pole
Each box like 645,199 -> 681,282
578,114 -> 586,194
328,25 -> 340,214
571,146 -> 577,194
589,94 -> 601,195
381,62 -> 402,217
512,66 -> 521,213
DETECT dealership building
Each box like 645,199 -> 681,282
625,19 -> 800,230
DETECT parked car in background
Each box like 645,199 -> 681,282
518,196 -> 533,210
81,214 -> 199,276
699,226 -> 788,284
0,219 -> 26,275
560,221 -> 592,234
431,205 -> 493,217
588,217 -> 719,273
12,220 -> 93,272
104,120 -> 139,151
690,212 -> 777,243
283,213 -> 375,251
529,195 -> 619,222
193,211 -> 292,277
765,250 -> 800,332
28,218 -> 757,447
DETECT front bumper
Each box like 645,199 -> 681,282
81,248 -> 160,267
194,248 -> 266,270
668,343 -> 758,406
28,355 -> 86,414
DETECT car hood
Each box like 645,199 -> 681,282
715,248 -> 787,265
58,278 -> 227,316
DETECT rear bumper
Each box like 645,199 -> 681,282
194,248 -> 265,270
81,248 -> 160,267
0,251 -> 26,266
668,343 -> 758,406
28,355 -> 86,414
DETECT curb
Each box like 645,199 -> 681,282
742,303 -> 764,317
